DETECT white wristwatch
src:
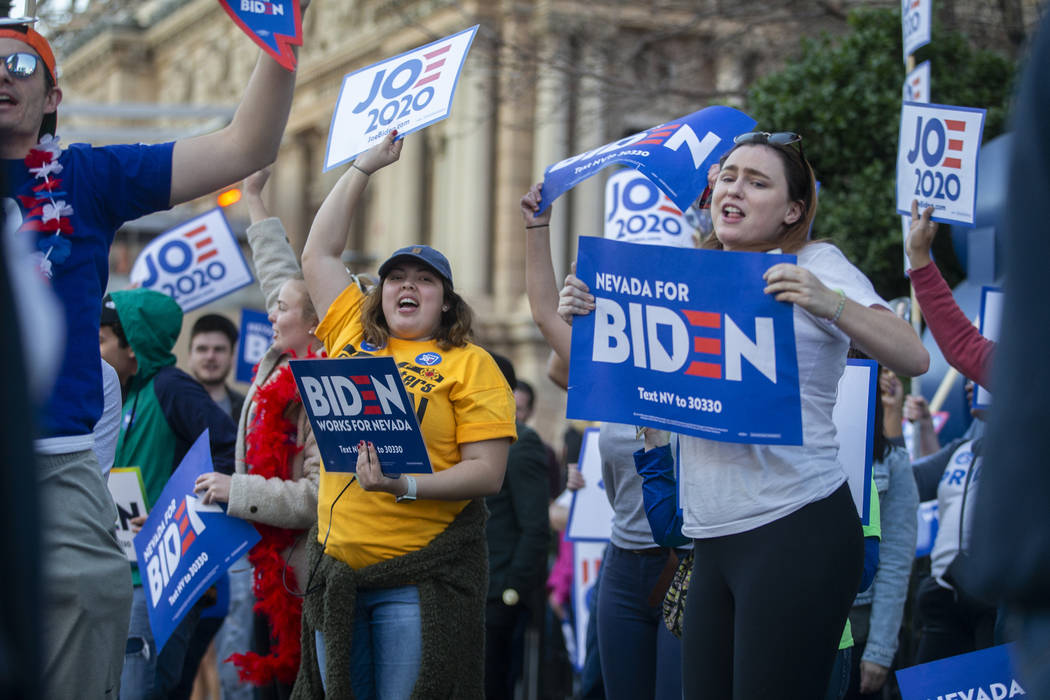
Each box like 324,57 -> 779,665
395,474 -> 417,503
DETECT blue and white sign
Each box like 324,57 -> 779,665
973,286 -> 1002,410
324,26 -> 479,170
291,356 -> 432,475
571,540 -> 605,671
133,430 -> 261,654
130,208 -> 254,312
566,237 -> 802,445
904,60 -> 931,103
897,102 -> 986,226
604,169 -> 699,247
902,0 -> 931,61
916,499 -> 939,557
566,428 -> 613,542
217,0 -> 302,71
539,106 -> 755,214
896,644 -> 1025,700
236,308 -> 273,384
108,467 -> 147,563
833,360 -> 877,526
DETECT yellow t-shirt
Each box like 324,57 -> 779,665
314,283 -> 517,568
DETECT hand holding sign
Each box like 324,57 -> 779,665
520,182 -> 552,229
353,129 -> 404,175
905,199 -> 937,269
558,265 -> 594,325
355,440 -> 405,495
763,263 -> 842,321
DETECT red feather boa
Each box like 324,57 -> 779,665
227,355 -> 312,686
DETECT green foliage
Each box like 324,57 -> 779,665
746,8 -> 1016,298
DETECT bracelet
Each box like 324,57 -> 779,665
828,289 -> 847,324
351,163 -> 372,176
526,223 -> 550,229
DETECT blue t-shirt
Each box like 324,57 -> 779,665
2,142 -> 174,441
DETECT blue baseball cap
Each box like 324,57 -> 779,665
377,245 -> 454,287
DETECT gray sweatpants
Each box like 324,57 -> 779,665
39,450 -> 133,699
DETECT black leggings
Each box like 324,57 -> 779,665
682,483 -> 863,699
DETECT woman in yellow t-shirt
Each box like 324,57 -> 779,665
295,131 -> 516,698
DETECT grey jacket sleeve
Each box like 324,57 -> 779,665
862,446 -> 919,667
246,217 -> 301,312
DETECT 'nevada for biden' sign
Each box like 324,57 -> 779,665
567,237 -> 802,445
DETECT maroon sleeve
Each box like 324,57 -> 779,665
910,262 -> 995,386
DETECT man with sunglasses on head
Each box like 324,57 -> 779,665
0,9 -> 308,698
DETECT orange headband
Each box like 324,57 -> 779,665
0,26 -> 57,84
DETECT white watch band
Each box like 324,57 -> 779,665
396,474 -> 417,503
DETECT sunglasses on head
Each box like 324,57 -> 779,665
2,51 -> 39,79
734,131 -> 805,160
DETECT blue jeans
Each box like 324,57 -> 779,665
215,560 -> 255,700
596,544 -> 683,700
316,585 -> 422,699
121,585 -> 204,700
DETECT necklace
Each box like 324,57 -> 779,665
16,134 -> 73,279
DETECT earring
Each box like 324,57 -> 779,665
442,305 -> 449,312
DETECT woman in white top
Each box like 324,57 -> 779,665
553,132 -> 928,698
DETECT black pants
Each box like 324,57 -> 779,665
682,483 -> 863,699
914,575 -> 995,665
484,600 -> 530,700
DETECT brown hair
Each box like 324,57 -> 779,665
701,141 -> 818,255
360,276 -> 473,350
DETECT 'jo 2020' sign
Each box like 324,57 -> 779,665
896,102 -> 986,226
604,169 -> 699,248
324,26 -> 479,170
130,208 -> 255,312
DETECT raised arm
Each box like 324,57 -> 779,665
520,183 -> 572,361
301,131 -> 403,321
906,201 -> 994,386
243,168 -> 300,310
169,10 -> 308,207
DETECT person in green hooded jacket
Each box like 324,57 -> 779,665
99,287 -> 236,699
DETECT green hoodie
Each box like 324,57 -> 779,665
109,288 -> 237,585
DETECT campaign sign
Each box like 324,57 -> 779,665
566,237 -> 802,445
236,308 -> 273,384
108,467 -> 147,563
324,26 -> 479,170
133,430 -> 261,654
538,105 -> 756,214
566,428 -> 613,542
572,540 -> 605,671
131,208 -> 254,312
604,169 -> 699,248
973,286 -> 1003,409
217,0 -> 302,71
833,360 -> 877,526
896,643 -> 1025,700
902,0 -> 931,61
291,356 -> 432,475
916,499 -> 939,557
904,60 -> 931,103
897,102 -> 986,226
